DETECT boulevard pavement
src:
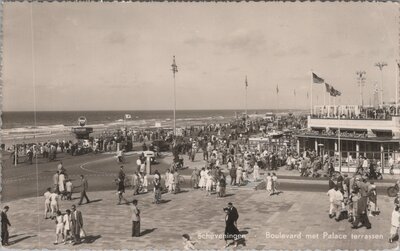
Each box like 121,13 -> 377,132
2,182 -> 398,250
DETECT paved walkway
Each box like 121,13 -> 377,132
2,185 -> 398,250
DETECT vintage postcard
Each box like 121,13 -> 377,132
1,2 -> 399,250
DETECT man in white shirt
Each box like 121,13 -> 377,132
327,186 -> 339,218
390,206 -> 400,243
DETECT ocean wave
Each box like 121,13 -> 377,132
1,115 -> 234,138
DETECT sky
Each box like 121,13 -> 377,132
2,2 -> 399,111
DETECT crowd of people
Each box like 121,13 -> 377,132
327,173 -> 380,229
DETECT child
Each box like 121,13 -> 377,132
182,234 -> 195,250
65,179 -> 73,200
44,187 -> 52,219
389,206 -> 400,243
54,210 -> 64,245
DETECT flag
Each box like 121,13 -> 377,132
276,85 -> 279,94
312,72 -> 324,84
329,86 -> 336,96
245,76 -> 248,88
335,90 -> 341,97
325,83 -> 331,93
125,114 -> 132,119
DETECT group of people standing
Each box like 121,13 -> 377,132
327,173 -> 379,229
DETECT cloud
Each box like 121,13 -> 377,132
104,31 -> 127,45
273,45 -> 309,57
325,50 -> 350,59
184,35 -> 207,46
214,29 -> 266,54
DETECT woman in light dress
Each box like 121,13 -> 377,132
253,163 -> 260,181
63,209 -> 72,244
266,173 -> 272,195
199,168 -> 206,189
58,172 -> 66,200
54,210 -> 64,245
164,169 -> 171,192
205,170 -> 213,196
236,166 -> 243,186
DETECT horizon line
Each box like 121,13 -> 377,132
2,108 -> 308,113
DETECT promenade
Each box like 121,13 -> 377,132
2,180 -> 397,249
2,151 -> 399,249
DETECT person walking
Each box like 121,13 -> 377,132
132,172 -> 140,195
53,171 -> 60,194
54,210 -> 64,245
44,187 -> 52,219
58,172 -> 66,200
389,205 -> 400,243
327,186 -> 336,218
65,179 -> 73,200
223,206 -> 245,248
78,175 -> 90,205
389,155 -> 395,175
219,176 -> 226,198
130,199 -> 141,237
117,178 -> 128,205
253,162 -> 260,181
352,181 -> 371,229
1,206 -> 11,246
230,165 -> 237,186
50,189 -> 60,219
191,168 -> 199,189
271,173 -> 279,195
153,177 -> 162,204
266,173 -> 272,196
63,209 -> 72,244
71,204 -> 83,244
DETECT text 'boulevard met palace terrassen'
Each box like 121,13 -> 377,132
265,231 -> 384,240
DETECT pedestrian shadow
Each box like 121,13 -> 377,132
175,190 -> 189,194
223,193 -> 235,197
239,230 -> 249,235
9,235 -> 37,245
159,199 -> 171,204
83,235 -> 101,244
88,199 -> 102,204
140,228 -> 157,236
9,233 -> 25,238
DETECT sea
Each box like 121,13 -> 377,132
1,109 -> 304,140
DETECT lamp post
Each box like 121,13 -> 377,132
171,56 -> 178,136
375,62 -> 387,107
356,71 -> 366,106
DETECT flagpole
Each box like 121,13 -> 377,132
245,77 -> 248,118
310,71 -> 313,115
397,61 -> 399,115
171,56 -> 178,136
338,102 -> 341,172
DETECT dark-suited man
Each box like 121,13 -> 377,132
78,175 -> 90,205
352,179 -> 371,229
1,206 -> 11,246
130,199 -> 141,237
227,202 -> 239,226
71,204 -> 83,244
